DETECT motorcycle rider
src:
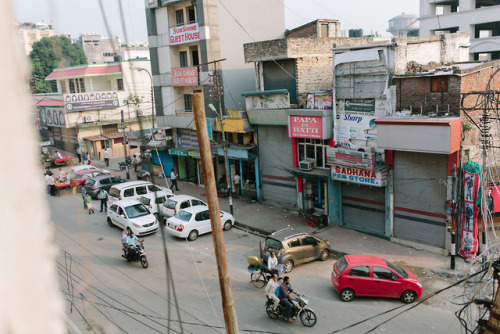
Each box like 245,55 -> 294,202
279,276 -> 297,322
121,227 -> 131,258
126,231 -> 142,260
265,274 -> 280,315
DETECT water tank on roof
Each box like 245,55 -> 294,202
387,13 -> 419,37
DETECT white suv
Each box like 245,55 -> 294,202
108,181 -> 169,203
161,195 -> 207,218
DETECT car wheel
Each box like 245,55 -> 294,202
319,249 -> 330,261
107,218 -> 114,227
284,260 -> 294,273
187,230 -> 198,241
223,220 -> 232,231
340,288 -> 355,302
400,290 -> 417,303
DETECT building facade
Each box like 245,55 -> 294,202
419,0 -> 500,60
18,22 -> 55,55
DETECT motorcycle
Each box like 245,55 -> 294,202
122,242 -> 148,268
118,157 -> 133,171
265,293 -> 317,327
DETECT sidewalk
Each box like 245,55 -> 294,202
58,149 -> 469,278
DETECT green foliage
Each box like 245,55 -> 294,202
124,94 -> 144,107
29,36 -> 87,93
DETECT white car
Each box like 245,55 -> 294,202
166,206 -> 234,241
161,195 -> 207,218
72,165 -> 111,174
107,199 -> 158,236
139,191 -> 174,219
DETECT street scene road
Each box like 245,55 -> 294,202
50,188 -> 463,333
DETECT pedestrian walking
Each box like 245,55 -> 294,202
81,186 -> 88,209
170,168 -> 179,192
76,146 -> 82,163
97,188 -> 108,212
85,193 -> 94,214
133,156 -> 138,172
103,148 -> 110,167
233,173 -> 241,198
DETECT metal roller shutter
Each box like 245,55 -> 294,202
393,152 -> 447,247
342,183 -> 385,235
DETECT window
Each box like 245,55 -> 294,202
109,204 -> 118,213
176,9 -> 184,26
148,185 -> 162,192
373,267 -> 397,280
349,266 -> 370,277
180,51 -> 188,67
301,236 -> 318,246
60,80 -> 66,94
117,79 -> 124,91
431,77 -> 448,92
191,49 -> 199,66
124,188 -> 134,197
100,178 -> 111,185
191,199 -> 205,206
297,138 -> 329,169
184,94 -> 193,112
336,256 -> 348,273
187,7 -> 196,23
155,197 -> 167,204
136,186 -> 147,195
180,201 -> 190,209
288,239 -> 301,248
69,78 -> 85,93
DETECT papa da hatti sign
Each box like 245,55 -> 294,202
331,165 -> 387,187
289,116 -> 323,139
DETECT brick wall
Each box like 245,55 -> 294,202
286,23 -> 317,38
296,56 -> 332,106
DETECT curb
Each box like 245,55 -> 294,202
429,268 -> 466,280
234,221 -> 269,237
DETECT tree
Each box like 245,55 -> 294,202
29,36 -> 87,93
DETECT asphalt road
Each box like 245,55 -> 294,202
49,193 -> 464,334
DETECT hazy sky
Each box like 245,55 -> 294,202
13,0 -> 419,43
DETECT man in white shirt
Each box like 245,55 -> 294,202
48,174 -> 55,196
265,274 -> 280,314
58,168 -> 66,181
55,150 -> 62,159
103,148 -> 110,167
170,168 -> 179,191
233,173 -> 241,198
267,251 -> 278,275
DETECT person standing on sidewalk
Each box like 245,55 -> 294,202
170,168 -> 179,192
133,156 -> 138,172
233,173 -> 241,198
97,188 -> 108,212
103,148 -> 110,167
76,146 -> 82,164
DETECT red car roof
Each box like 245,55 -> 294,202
345,255 -> 387,266
73,169 -> 103,175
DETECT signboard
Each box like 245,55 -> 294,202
188,151 -> 200,158
192,118 -> 213,140
459,171 -> 480,258
331,165 -> 387,187
65,91 -> 119,112
337,114 -> 377,141
345,99 -> 375,113
170,23 -> 200,45
38,107 -> 66,127
169,149 -> 188,157
326,147 -> 374,170
172,67 -> 198,86
289,116 -> 323,139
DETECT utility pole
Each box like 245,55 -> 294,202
121,110 -> 130,179
480,92 -> 491,260
208,58 -> 234,215
485,260 -> 500,333
450,164 -> 457,270
192,93 -> 239,334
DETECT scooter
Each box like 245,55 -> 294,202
122,242 -> 148,268
265,293 -> 317,327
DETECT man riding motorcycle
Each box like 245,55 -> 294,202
279,276 -> 298,322
265,274 -> 280,314
126,231 -> 143,261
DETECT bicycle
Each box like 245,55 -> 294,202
247,256 -> 283,288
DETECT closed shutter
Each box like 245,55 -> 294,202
393,152 -> 447,247
342,183 -> 385,235
259,125 -> 296,206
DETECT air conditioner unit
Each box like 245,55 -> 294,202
356,146 -> 374,153
83,115 -> 93,123
138,110 -> 145,117
299,159 -> 315,171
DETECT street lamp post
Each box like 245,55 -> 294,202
136,67 -> 155,128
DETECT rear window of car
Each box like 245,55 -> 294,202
155,196 -> 167,204
175,210 -> 192,222
264,238 -> 283,251
136,186 -> 147,195
148,184 -> 161,192
140,197 -> 151,206
85,180 -> 96,186
336,256 -> 348,273
164,198 -> 178,209
109,187 -> 120,198
124,188 -> 134,197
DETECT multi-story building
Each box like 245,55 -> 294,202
419,0 -> 500,60
18,22 -> 55,55
143,0 -> 285,189
34,59 -> 154,160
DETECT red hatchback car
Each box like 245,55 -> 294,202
70,169 -> 109,191
331,255 -> 423,303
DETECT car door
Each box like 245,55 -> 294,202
345,265 -> 372,296
372,266 -> 402,298
108,204 -> 119,226
299,236 -> 320,262
286,238 -> 304,264
115,206 -> 127,229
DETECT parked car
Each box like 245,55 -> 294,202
161,195 -> 207,218
107,199 -> 159,236
139,191 -> 174,219
262,229 -> 330,273
107,181 -> 169,203
331,254 -> 423,303
72,165 -> 111,174
166,206 -> 234,241
70,169 -> 110,192
84,175 -> 127,198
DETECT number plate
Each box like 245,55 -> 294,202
168,223 -> 176,229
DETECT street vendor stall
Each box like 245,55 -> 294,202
52,156 -> 72,167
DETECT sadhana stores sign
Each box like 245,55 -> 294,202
331,165 -> 387,187
170,23 -> 200,45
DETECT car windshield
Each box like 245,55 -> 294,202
264,238 -> 283,252
164,198 -> 178,210
175,210 -> 192,222
385,260 -> 408,278
124,204 -> 150,219
336,256 -> 348,273
109,188 -> 120,198
140,197 -> 151,206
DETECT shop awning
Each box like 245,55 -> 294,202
286,167 -> 330,180
84,133 -> 124,141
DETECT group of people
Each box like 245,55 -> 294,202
75,146 -> 92,165
44,167 -> 70,196
120,227 -> 143,260
81,187 -> 108,215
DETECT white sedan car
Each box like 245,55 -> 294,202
166,205 -> 234,241
107,199 -> 158,236
139,190 -> 174,219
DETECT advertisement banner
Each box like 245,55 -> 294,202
289,116 -> 323,139
326,147 -> 374,170
65,91 -> 119,112
172,67 -> 198,86
38,107 -> 66,127
331,165 -> 387,187
170,23 -> 200,45
459,171 -> 480,258
345,99 -> 375,113
337,113 -> 377,141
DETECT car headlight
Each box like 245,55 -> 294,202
132,223 -> 141,228
416,282 -> 422,288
